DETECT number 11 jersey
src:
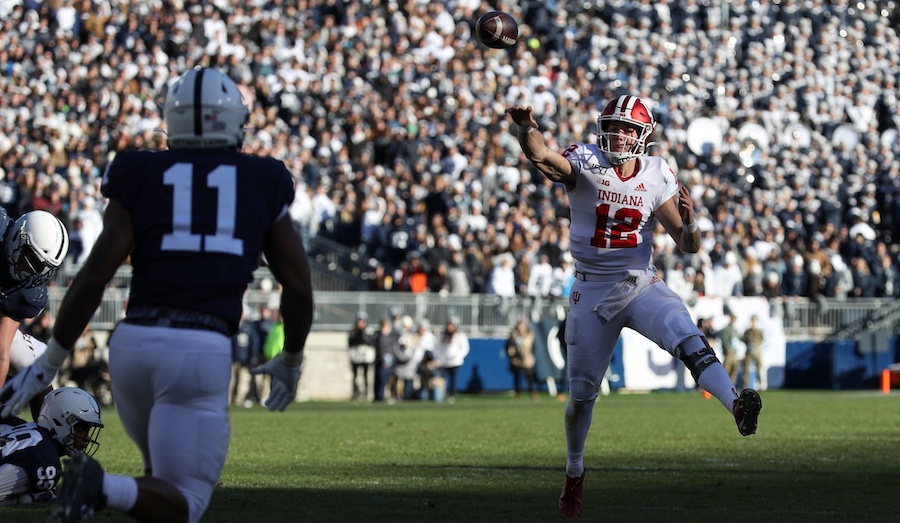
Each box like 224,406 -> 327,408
101,148 -> 295,333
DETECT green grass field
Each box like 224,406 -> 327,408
4,390 -> 899,522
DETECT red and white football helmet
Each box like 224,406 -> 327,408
597,95 -> 655,164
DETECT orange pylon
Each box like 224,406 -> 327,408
702,389 -> 712,399
882,369 -> 891,394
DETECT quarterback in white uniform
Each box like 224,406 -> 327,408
507,95 -> 762,519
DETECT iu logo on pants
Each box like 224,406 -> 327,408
571,290 -> 581,305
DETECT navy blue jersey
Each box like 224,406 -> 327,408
0,419 -> 62,495
101,149 -> 294,333
0,206 -> 48,321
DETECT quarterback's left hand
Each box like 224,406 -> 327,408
0,338 -> 68,418
250,351 -> 302,412
678,183 -> 695,224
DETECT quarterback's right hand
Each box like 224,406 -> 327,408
505,105 -> 538,130
0,338 -> 68,418
250,351 -> 302,412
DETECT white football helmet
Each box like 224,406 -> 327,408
5,210 -> 69,287
597,95 -> 656,164
163,67 -> 249,149
37,387 -> 104,456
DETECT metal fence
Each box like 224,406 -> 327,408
45,281 -> 899,340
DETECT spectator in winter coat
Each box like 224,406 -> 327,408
433,316 -> 470,403
506,318 -> 537,400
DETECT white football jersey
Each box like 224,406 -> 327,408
563,143 -> 677,276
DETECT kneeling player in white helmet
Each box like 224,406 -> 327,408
0,387 -> 103,505
0,209 -> 70,419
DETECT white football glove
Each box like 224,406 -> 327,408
0,338 -> 68,418
250,351 -> 302,412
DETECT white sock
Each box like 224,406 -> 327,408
103,473 -> 138,512
565,398 -> 594,478
566,456 -> 585,478
697,364 -> 740,413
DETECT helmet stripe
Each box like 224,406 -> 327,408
53,216 -> 66,261
193,68 -> 205,137
618,95 -> 636,118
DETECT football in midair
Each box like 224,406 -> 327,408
475,11 -> 518,49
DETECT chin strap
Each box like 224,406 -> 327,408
0,280 -> 30,300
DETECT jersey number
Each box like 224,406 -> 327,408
36,465 -> 58,490
161,163 -> 244,256
591,204 -> 642,248
1,425 -> 41,457
1,425 -> 58,489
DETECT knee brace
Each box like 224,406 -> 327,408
675,336 -> 720,382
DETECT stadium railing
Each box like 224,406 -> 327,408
46,279 -> 899,340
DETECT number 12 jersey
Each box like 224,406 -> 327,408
562,143 -> 678,278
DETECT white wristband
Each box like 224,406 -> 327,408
517,124 -> 536,134
682,221 -> 698,234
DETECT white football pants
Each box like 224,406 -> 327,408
109,323 -> 231,523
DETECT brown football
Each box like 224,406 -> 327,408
475,11 -> 518,49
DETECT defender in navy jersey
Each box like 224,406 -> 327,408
101,147 -> 295,331
0,387 -> 102,506
0,208 -> 69,419
507,96 -> 761,519
0,67 -> 314,523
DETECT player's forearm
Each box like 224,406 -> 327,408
52,276 -> 108,348
516,124 -> 548,161
516,126 -> 572,184
0,320 -> 12,389
54,204 -> 131,348
679,221 -> 701,253
279,287 -> 313,357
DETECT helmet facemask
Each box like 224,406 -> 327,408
596,95 -> 655,165
37,387 -> 104,457
64,416 -> 104,457
5,211 -> 68,288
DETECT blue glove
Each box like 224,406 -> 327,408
250,351 -> 302,412
1,338 -> 67,418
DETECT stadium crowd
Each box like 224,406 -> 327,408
1,0 -> 900,312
